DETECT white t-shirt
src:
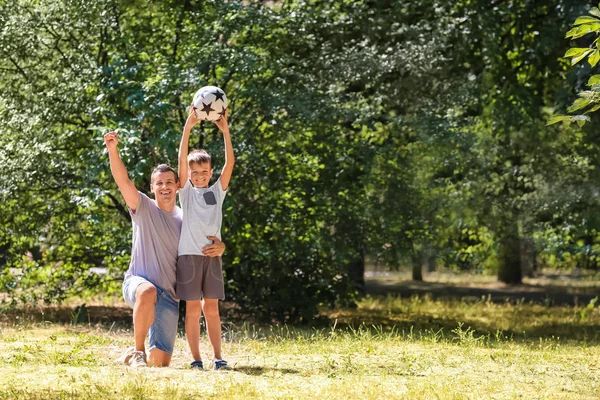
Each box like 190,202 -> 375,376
178,178 -> 227,256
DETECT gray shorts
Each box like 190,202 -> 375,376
176,255 -> 225,301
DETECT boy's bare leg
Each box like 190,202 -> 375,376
202,299 -> 222,360
133,283 -> 157,352
185,300 -> 203,361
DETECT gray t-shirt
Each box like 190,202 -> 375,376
178,178 -> 227,256
125,192 -> 183,299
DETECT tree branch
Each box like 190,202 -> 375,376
488,0 -> 509,8
106,192 -> 132,222
8,57 -> 28,79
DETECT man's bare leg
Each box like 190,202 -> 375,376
133,283 -> 157,352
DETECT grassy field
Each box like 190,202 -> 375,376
1,295 -> 599,399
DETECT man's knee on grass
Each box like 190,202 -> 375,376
148,349 -> 172,368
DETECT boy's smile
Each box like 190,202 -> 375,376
189,161 -> 213,188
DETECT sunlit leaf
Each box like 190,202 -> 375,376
574,16 -> 600,26
578,91 -> 596,99
546,115 -> 569,126
572,49 -> 594,65
566,23 -> 600,39
565,47 -> 591,57
589,50 -> 600,67
590,7 -> 600,18
568,97 -> 593,112
587,75 -> 600,86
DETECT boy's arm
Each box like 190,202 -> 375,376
179,105 -> 201,188
103,131 -> 140,212
213,109 -> 234,191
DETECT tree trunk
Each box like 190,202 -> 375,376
520,237 -> 536,277
424,244 -> 436,272
497,220 -> 522,284
348,249 -> 366,295
412,253 -> 423,281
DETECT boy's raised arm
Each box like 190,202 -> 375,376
104,131 -> 140,212
179,105 -> 201,188
213,109 -> 234,191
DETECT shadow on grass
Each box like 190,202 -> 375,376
326,295 -> 600,343
2,299 -> 599,343
366,279 -> 599,306
0,304 -> 132,329
233,366 -> 299,375
353,274 -> 600,342
2,273 -> 599,345
337,313 -> 599,341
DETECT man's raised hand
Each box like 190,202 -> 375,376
104,131 -> 119,151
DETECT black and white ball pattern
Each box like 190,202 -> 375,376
192,86 -> 228,121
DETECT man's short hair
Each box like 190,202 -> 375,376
188,149 -> 212,167
151,164 -> 178,183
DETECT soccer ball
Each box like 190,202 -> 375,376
192,86 -> 228,121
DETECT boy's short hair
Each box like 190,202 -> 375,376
188,149 -> 212,167
151,164 -> 179,183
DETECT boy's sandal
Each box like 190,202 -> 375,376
213,359 -> 228,370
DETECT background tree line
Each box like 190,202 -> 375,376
1,0 -> 598,322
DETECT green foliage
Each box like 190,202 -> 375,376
550,3 -> 600,126
2,0 -> 600,319
578,296 -> 599,321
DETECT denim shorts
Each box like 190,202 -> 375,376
122,274 -> 179,355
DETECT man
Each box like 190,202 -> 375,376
104,131 -> 225,367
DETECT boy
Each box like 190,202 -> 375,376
176,105 -> 234,370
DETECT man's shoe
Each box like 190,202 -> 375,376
116,347 -> 136,365
129,350 -> 147,368
213,359 -> 228,370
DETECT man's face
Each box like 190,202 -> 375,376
150,171 -> 178,204
189,161 -> 213,188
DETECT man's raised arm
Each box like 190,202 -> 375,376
104,131 -> 140,212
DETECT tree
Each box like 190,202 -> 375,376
441,0 -> 594,283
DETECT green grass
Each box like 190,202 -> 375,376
1,295 -> 599,399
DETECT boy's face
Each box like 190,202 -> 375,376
189,161 -> 213,188
150,171 -> 178,204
